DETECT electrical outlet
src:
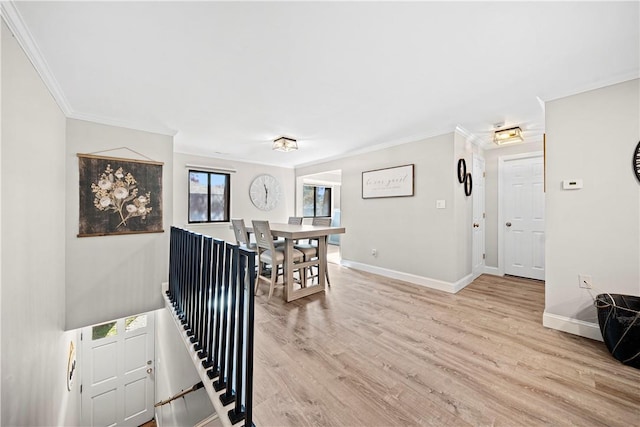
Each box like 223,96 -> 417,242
371,248 -> 377,256
578,274 -> 592,289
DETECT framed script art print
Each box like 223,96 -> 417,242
362,164 -> 414,199
77,154 -> 164,237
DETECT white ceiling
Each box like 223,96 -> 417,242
5,1 -> 639,167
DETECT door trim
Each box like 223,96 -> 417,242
471,154 -> 485,280
498,151 -> 544,276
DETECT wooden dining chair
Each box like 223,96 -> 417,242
231,218 -> 256,250
288,216 -> 303,225
294,217 -> 332,285
252,220 -> 304,300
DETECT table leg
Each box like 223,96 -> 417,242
318,236 -> 327,289
284,238 -> 293,302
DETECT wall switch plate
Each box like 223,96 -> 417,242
563,179 -> 583,190
578,274 -> 592,289
436,200 -> 446,209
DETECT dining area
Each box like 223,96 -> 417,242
231,217 -> 346,302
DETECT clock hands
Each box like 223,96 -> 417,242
264,183 -> 268,204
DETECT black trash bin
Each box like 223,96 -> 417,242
595,293 -> 640,369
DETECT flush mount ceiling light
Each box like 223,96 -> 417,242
272,136 -> 298,152
493,126 -> 524,145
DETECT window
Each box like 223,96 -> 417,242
303,185 -> 332,217
189,170 -> 230,223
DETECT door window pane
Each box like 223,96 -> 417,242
92,321 -> 117,340
125,315 -> 147,332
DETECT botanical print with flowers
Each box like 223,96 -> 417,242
78,154 -> 163,236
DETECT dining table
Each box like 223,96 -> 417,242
247,222 -> 346,302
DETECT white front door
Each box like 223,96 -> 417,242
82,313 -> 155,427
472,156 -> 486,277
503,155 -> 545,280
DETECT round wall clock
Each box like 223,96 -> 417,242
633,140 -> 640,184
249,174 -> 281,211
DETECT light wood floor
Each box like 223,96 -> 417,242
251,264 -> 640,426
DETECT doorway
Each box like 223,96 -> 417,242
81,312 -> 155,426
296,169 -> 342,262
499,152 -> 545,280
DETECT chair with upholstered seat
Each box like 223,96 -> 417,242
294,217 -> 332,285
231,218 -> 256,250
252,220 -> 304,300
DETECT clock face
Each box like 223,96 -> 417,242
249,174 -> 281,211
634,140 -> 640,184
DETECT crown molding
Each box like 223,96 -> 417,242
69,111 -> 178,137
1,1 -> 73,115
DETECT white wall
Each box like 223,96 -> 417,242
544,78 -> 640,339
483,141 -> 543,268
65,119 -> 174,330
173,152 -> 295,241
296,131 -> 474,290
1,20 -> 80,426
155,308 -> 214,426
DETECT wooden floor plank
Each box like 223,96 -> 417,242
251,265 -> 640,426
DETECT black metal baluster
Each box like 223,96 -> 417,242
198,236 -> 213,360
228,247 -> 254,424
191,234 -> 204,350
205,239 -> 225,377
213,243 -> 233,391
220,244 -> 239,405
244,248 -> 256,427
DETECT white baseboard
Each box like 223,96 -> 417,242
543,311 -> 603,342
340,260 -> 473,294
483,266 -> 501,276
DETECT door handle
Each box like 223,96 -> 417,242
473,223 -> 479,228
506,222 -> 512,227
147,368 -> 153,374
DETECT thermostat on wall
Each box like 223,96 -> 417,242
562,179 -> 583,190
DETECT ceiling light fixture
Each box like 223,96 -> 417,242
493,126 -> 524,145
272,136 -> 298,152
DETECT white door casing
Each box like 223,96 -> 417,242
499,153 -> 545,280
81,313 -> 155,427
472,155 -> 486,278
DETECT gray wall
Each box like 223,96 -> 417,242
545,78 -> 640,335
65,119 -> 174,330
1,21 -> 80,426
173,152 -> 295,241
297,131 -> 474,287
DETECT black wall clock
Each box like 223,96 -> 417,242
634,140 -> 640,184
457,158 -> 466,183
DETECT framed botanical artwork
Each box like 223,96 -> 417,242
362,164 -> 414,199
77,154 -> 164,237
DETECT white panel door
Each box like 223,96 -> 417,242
472,156 -> 485,277
504,156 -> 545,280
82,313 -> 155,426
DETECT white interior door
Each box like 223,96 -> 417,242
82,313 -> 155,427
472,156 -> 485,277
503,155 -> 545,280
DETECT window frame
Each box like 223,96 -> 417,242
188,169 -> 231,224
302,184 -> 332,218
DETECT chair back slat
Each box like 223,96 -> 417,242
312,217 -> 331,227
231,218 -> 251,246
288,216 -> 303,225
252,220 -> 275,251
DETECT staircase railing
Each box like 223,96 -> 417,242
166,226 -> 256,427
